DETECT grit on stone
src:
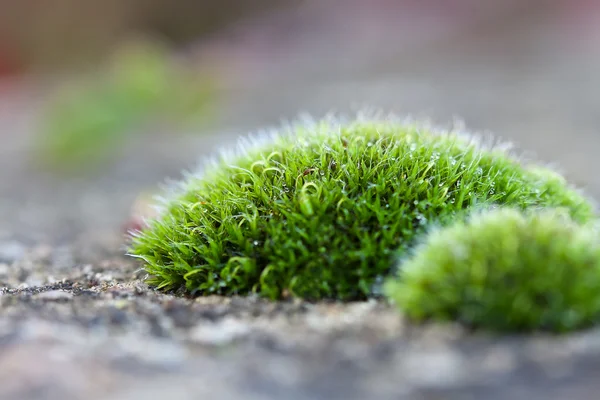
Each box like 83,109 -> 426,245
3,243 -> 600,400
3,9 -> 600,400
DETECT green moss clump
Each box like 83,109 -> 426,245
129,117 -> 594,300
37,39 -> 217,173
385,208 -> 600,333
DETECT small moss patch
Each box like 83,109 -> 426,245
385,208 -> 600,332
129,117 -> 594,300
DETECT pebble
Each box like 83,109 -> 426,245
51,246 -> 75,271
35,290 -> 74,301
400,347 -> 469,388
0,241 -> 25,263
190,318 -> 251,345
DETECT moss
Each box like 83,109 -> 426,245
37,39 -> 217,173
385,208 -> 600,333
129,117 -> 595,300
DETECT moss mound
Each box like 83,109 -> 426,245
384,208 -> 600,332
129,117 -> 594,300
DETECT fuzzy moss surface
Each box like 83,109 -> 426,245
129,118 -> 595,300
384,208 -> 600,333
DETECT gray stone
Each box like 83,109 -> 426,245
0,241 -> 25,263
35,290 -> 74,301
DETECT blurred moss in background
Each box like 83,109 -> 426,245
35,39 -> 219,173
0,0 -> 294,175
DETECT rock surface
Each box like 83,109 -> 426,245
2,243 -> 600,400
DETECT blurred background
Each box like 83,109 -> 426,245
1,0 -> 600,246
